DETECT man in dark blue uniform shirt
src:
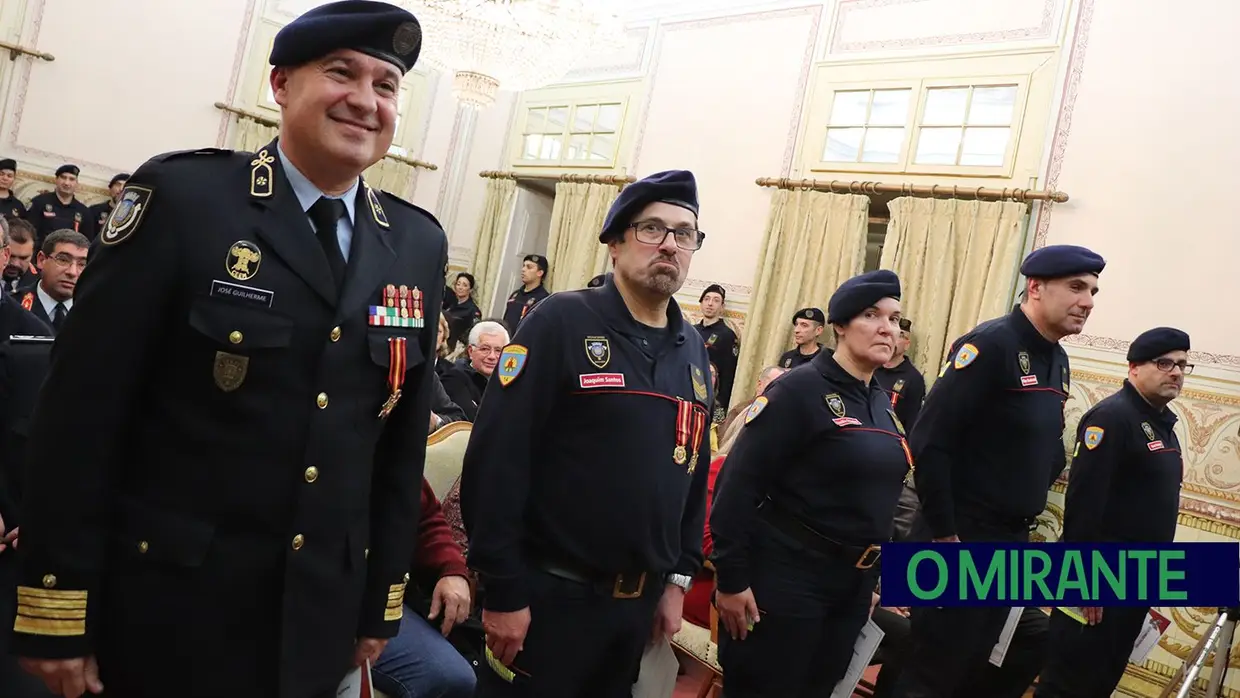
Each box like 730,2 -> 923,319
502,253 -> 549,332
892,243 -> 1105,698
1035,327 -> 1190,698
12,4 -> 445,698
461,170 -> 713,698
24,165 -> 93,247
694,283 -> 739,422
0,159 -> 28,220
875,317 -> 925,430
778,307 -> 825,369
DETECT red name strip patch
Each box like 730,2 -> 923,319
1148,440 -> 1165,451
1020,375 -> 1038,386
579,373 -> 626,389
833,417 -> 862,427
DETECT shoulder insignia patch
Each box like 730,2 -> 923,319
497,345 -> 528,387
1083,426 -> 1105,450
954,343 -> 979,370
20,292 -> 33,311
745,396 -> 768,424
100,185 -> 154,246
691,364 -> 708,402
1141,422 -> 1155,441
250,149 -> 275,198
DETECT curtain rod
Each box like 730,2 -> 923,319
755,177 -> 1068,203
479,170 -> 635,185
213,102 -> 439,171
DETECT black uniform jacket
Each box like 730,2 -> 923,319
460,276 -> 713,612
709,353 -> 912,594
24,191 -> 94,244
87,200 -> 114,241
911,306 -> 1071,539
695,318 -> 739,416
779,343 -> 821,370
11,139 -> 447,698
0,193 -> 27,220
875,357 -> 926,430
502,283 -> 549,332
1062,380 -> 1183,543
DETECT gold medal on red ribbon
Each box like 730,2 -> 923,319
378,337 -> 407,419
674,399 -> 692,466
398,285 -> 410,318
688,408 -> 706,474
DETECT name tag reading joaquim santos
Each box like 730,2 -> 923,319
879,542 -> 1240,607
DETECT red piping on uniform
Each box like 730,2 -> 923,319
842,426 -> 904,440
570,388 -> 709,415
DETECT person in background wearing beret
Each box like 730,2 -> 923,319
502,254 -> 550,333
0,159 -> 28,220
460,170 -> 713,698
892,243 -> 1106,698
11,2 -> 446,697
1035,327 -> 1191,698
709,269 -> 912,697
694,283 -> 740,422
85,173 -> 130,242
24,164 -> 93,248
875,317 -> 925,431
442,271 -> 482,351
778,307 -> 825,369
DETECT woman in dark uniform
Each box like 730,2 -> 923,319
442,271 -> 481,351
709,269 -> 912,697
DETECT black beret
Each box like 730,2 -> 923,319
699,284 -> 726,303
586,274 -> 606,288
827,269 -> 902,324
109,173 -> 130,187
0,159 -> 15,171
1127,327 -> 1190,363
1020,244 -> 1105,279
523,254 -> 548,274
55,164 -> 79,178
270,0 -> 422,75
599,170 -> 699,243
793,307 -> 825,325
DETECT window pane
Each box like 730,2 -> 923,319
546,107 -> 569,132
823,127 -> 864,162
566,134 -> 590,160
539,135 -> 561,160
914,127 -> 962,165
522,134 -> 542,159
590,133 -> 615,161
595,104 -> 622,132
572,105 -> 597,133
829,91 -> 870,126
525,108 -> 546,134
922,88 -> 968,126
861,127 -> 904,163
959,127 -> 1010,166
967,86 -> 1018,126
869,89 -> 911,127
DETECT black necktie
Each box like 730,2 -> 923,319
52,302 -> 67,331
308,197 -> 347,291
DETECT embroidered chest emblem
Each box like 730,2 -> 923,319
824,393 -> 845,418
584,336 -> 610,369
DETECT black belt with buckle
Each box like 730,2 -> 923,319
759,499 -> 881,570
534,557 -> 650,599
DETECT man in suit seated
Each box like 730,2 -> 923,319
441,321 -> 509,420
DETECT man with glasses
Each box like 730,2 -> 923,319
1035,327 -> 1191,698
18,230 -> 87,334
460,170 -> 713,698
441,320 -> 509,420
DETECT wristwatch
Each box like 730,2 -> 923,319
667,573 -> 693,593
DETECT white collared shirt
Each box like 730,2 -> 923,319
36,282 -> 70,318
276,145 -> 358,262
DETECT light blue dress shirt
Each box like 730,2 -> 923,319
277,145 -> 358,262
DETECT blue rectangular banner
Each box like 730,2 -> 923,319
879,542 -> 1240,607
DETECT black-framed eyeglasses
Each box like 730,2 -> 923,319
1152,358 -> 1194,375
629,220 -> 705,251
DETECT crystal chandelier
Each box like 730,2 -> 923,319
409,0 -> 628,109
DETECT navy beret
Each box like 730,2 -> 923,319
793,307 -> 825,325
110,173 -> 130,187
599,170 -> 699,243
55,164 -> 79,178
0,159 -> 15,171
1020,244 -> 1105,279
828,270 -> 902,324
270,0 -> 422,75
1127,327 -> 1190,363
699,284 -> 726,303
523,254 -> 548,273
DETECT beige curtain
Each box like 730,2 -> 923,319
544,181 -> 621,291
732,189 -> 870,403
470,177 -> 518,310
363,157 -> 416,199
879,197 -> 1028,387
233,117 -> 278,152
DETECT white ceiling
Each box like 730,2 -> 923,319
613,0 -> 822,22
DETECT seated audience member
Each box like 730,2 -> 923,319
440,476 -> 468,555
0,221 -> 52,340
682,418 -> 745,628
443,271 -> 481,351
372,478 -> 477,698
719,365 -> 785,437
436,313 -> 455,376
3,218 -> 38,294
17,229 -> 89,334
430,372 -> 467,433
441,320 -> 509,420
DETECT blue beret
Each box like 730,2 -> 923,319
1127,327 -> 1190,363
270,0 -> 422,75
55,164 -> 79,178
0,159 -> 15,171
793,307 -> 825,325
700,284 -> 726,303
110,173 -> 130,187
1020,244 -> 1105,279
599,170 -> 699,243
827,270 -> 901,324
523,254 -> 548,273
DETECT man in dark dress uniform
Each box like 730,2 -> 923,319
502,253 -> 549,332
892,244 -> 1105,698
461,170 -> 713,698
85,173 -> 129,241
1036,327 -> 1191,698
0,159 -> 28,220
778,307 -> 825,369
12,4 -> 446,698
875,317 -> 926,430
694,283 -> 739,422
24,165 -> 93,247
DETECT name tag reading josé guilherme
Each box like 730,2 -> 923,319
210,280 -> 274,308
378,337 -> 407,419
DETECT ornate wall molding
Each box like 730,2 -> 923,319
827,0 -> 1060,55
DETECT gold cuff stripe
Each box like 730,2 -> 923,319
14,615 -> 86,636
16,605 -> 86,620
384,605 -> 403,622
16,587 -> 87,601
15,596 -> 87,611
